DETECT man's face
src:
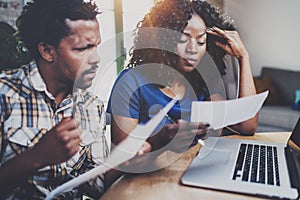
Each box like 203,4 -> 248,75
54,19 -> 101,90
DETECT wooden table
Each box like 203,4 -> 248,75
100,132 -> 291,200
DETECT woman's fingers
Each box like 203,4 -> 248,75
163,121 -> 208,142
207,26 -> 248,58
137,141 -> 152,155
207,26 -> 239,42
206,26 -> 231,40
177,120 -> 209,130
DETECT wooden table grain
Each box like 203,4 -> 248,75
100,132 -> 291,200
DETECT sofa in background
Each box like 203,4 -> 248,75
254,67 -> 300,132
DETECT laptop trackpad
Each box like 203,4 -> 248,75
185,150 -> 232,183
195,149 -> 232,167
189,149 -> 231,174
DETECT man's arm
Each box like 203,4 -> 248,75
0,145 -> 46,194
0,117 -> 81,195
104,141 -> 151,190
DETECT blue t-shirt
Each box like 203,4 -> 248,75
107,67 -> 209,129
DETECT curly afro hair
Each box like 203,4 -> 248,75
127,0 -> 236,76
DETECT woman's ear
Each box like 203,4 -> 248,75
37,42 -> 55,62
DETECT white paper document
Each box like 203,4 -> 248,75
45,98 -> 177,200
191,91 -> 269,129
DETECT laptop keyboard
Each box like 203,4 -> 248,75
232,143 -> 280,186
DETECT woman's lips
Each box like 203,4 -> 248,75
183,58 -> 198,66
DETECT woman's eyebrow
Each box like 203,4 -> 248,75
183,32 -> 207,39
198,32 -> 207,39
183,32 -> 206,40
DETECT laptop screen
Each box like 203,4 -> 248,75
288,117 -> 300,152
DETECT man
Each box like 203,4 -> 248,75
0,0 -> 151,199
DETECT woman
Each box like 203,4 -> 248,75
107,0 -> 257,155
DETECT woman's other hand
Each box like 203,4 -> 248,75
149,120 -> 209,153
207,26 -> 249,60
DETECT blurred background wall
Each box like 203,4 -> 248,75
224,0 -> 300,75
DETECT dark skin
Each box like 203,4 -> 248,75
104,142 -> 151,189
110,14 -> 258,166
0,116 -> 151,194
111,115 -> 209,154
0,19 -> 99,195
105,118 -> 208,190
0,19 -> 151,195
206,26 -> 258,135
0,117 -> 82,194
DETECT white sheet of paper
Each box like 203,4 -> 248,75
191,91 -> 269,129
45,98 -> 177,200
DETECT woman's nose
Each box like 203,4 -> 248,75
186,38 -> 198,54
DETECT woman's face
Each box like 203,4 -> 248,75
176,14 -> 207,73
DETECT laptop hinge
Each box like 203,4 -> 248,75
285,146 -> 300,194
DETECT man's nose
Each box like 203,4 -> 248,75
89,47 -> 101,64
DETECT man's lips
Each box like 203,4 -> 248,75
84,65 -> 99,76
86,70 -> 97,78
83,68 -> 98,80
87,69 -> 97,74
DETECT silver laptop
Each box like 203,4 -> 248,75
181,117 -> 300,199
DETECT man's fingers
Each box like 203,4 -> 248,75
58,128 -> 82,145
56,117 -> 81,132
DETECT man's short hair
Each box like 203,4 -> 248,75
18,0 -> 100,59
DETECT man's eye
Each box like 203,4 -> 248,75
76,47 -> 88,52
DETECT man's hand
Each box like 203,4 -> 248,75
33,117 -> 82,167
0,117 -> 82,194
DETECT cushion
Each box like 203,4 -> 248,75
258,105 -> 300,130
261,67 -> 300,105
292,90 -> 300,110
253,76 -> 281,105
